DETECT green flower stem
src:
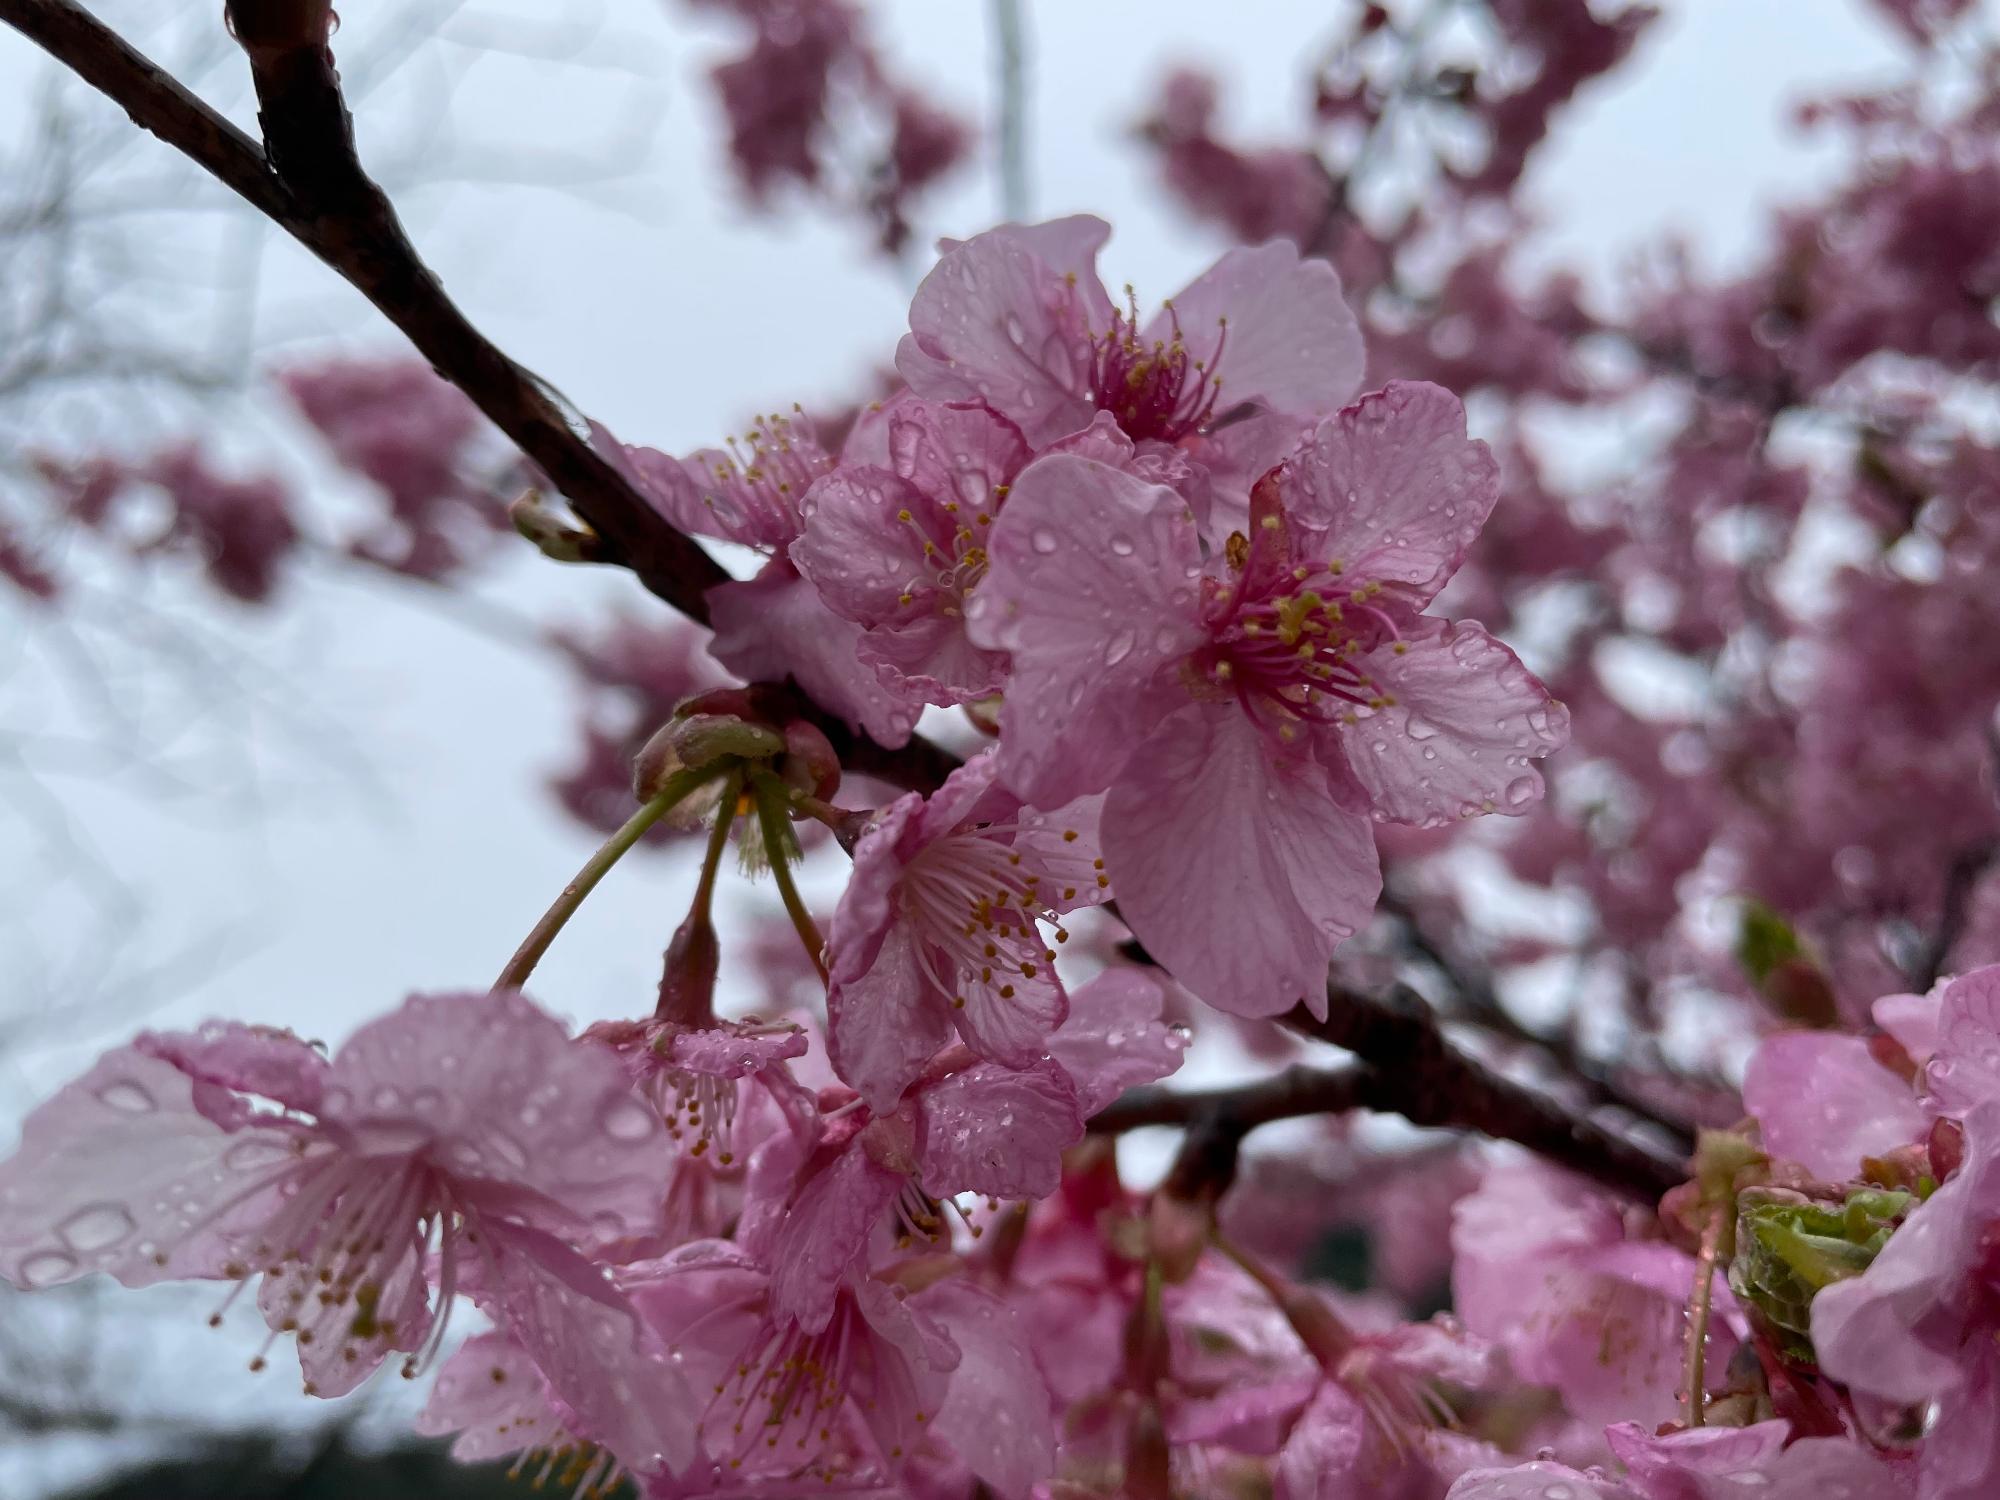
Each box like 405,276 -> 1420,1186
749,770 -> 828,986
494,765 -> 719,993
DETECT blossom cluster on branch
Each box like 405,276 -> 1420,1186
4,0 -> 2000,1496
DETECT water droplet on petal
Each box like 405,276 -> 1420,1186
600,1097 -> 656,1142
1030,528 -> 1059,555
58,1204 -> 136,1254
20,1250 -> 78,1288
97,1080 -> 155,1114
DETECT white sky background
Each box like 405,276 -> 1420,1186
0,0 -> 1911,1490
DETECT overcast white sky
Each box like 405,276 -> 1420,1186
0,0 -> 1909,1487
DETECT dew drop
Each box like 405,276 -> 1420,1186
97,1080 -> 155,1114
20,1250 -> 78,1288
225,1138 -> 294,1172
1404,716 -> 1439,741
1103,629 -> 1137,667
1503,775 -> 1539,809
1108,533 -> 1136,557
600,1098 -> 657,1142
1030,528 -> 1059,555
58,1204 -> 136,1254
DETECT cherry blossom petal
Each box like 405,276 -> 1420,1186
1103,704 -> 1381,1019
920,1280 -> 1059,1500
321,991 -> 668,1240
662,1025 -> 810,1078
888,400 -> 1029,508
1874,985 -> 1944,1065
1812,1105 -> 2000,1405
1927,964 -> 2000,1119
1277,382 -> 1501,603
1010,791 -> 1113,913
772,1144 -> 903,1331
1045,968 -> 1189,1115
827,915 -> 957,1113
0,1046 -> 296,1290
791,466 -> 935,624
136,1021 -> 329,1123
850,1276 -> 961,1464
708,562 -> 924,749
967,453 -> 1206,806
415,1332 -> 569,1462
1151,242 -> 1364,420
899,234 -> 1098,446
1271,1383 -> 1374,1500
481,1219 -> 699,1477
1341,617 -> 1570,828
1743,1032 -> 1924,1177
916,1060 -> 1083,1200
1446,1462 -> 1631,1500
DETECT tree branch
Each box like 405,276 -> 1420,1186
0,0 -> 960,794
1287,983 -> 1687,1200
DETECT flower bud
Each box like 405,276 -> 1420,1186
779,721 -> 841,800
654,908 -> 720,1027
631,714 -> 784,800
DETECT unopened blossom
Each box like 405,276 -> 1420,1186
791,397 -> 1028,700
826,749 -> 1110,1109
897,215 -> 1365,523
0,992 -> 698,1476
968,381 -> 1567,1016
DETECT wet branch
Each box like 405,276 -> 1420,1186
0,0 -> 957,793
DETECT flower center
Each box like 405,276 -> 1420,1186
1194,556 -> 1402,740
901,826 -> 1067,1010
708,1303 -> 878,1479
691,407 -> 828,541
894,503 -> 995,616
1086,288 -> 1228,444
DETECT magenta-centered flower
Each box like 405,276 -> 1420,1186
0,991 -> 698,1476
897,216 -> 1364,524
967,381 -> 1568,1017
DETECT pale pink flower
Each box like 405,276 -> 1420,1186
632,1240 -> 1055,1496
0,992 -> 697,1475
826,749 -> 1110,1110
581,1015 -> 814,1246
598,413 -> 925,746
791,398 -> 1029,701
416,1331 -> 630,1495
897,216 -> 1364,520
966,381 -> 1567,1017
1447,1422 -> 1912,1499
1451,1158 -> 1737,1430
1924,964 -> 2000,1120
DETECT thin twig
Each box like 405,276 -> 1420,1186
988,0 -> 1029,221
0,0 -> 961,795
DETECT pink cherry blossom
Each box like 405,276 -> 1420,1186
1742,1031 -> 1925,1178
967,381 -> 1567,1016
791,398 -> 1028,700
896,216 -> 1364,510
1452,1158 -> 1736,1429
826,749 -> 1109,1108
0,992 -> 698,1475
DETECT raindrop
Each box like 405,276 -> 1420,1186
58,1204 -> 136,1254
20,1251 -> 77,1288
96,1080 -> 155,1115
600,1098 -> 656,1142
1404,716 -> 1439,741
1503,775 -> 1539,809
1030,528 -> 1059,555
1103,629 -> 1137,666
1109,534 -> 1136,557
225,1138 -> 293,1172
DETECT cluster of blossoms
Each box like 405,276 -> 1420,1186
9,0 -> 2000,1497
